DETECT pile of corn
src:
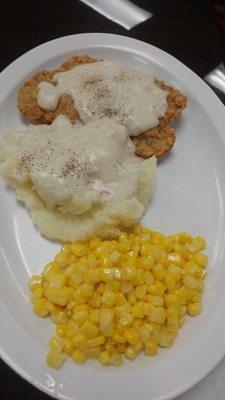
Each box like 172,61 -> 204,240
29,226 -> 207,368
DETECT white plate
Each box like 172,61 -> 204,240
0,33 -> 225,400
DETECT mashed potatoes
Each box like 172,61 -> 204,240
0,116 -> 156,242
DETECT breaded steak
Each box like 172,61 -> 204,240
17,55 -> 187,158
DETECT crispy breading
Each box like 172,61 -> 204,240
17,55 -> 187,157
132,125 -> 176,158
17,55 -> 96,124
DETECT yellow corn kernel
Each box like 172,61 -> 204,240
165,294 -> 179,307
143,302 -> 152,315
163,325 -> 178,338
86,336 -> 105,349
132,269 -> 144,286
148,306 -> 166,324
167,264 -> 182,280
142,271 -> 154,285
115,293 -> 126,308
99,256 -> 113,269
62,337 -> 74,356
117,343 -> 127,353
109,250 -> 121,265
33,298 -> 50,317
28,275 -> 42,291
124,327 -> 140,344
88,346 -> 102,358
43,262 -> 60,280
138,326 -> 150,344
80,321 -> 99,338
79,283 -> 93,298
99,350 -> 111,365
111,352 -> 123,366
75,262 -> 88,273
47,272 -> 67,289
167,252 -> 184,267
72,310 -> 89,325
102,291 -> 116,307
66,323 -> 79,338
173,242 -> 186,255
147,295 -> 164,307
49,336 -> 64,352
165,274 -> 176,290
179,305 -> 187,317
152,263 -> 165,280
117,313 -> 134,330
183,275 -> 198,290
189,236 -> 206,253
104,280 -> 120,292
103,326 -> 114,337
56,324 -> 67,338
175,287 -> 189,305
115,304 -> 130,318
159,332 -> 174,348
31,287 -> 43,303
152,231 -> 165,245
163,236 -> 175,252
61,243 -> 71,254
125,346 -> 138,360
70,243 -> 88,257
127,289 -> 137,305
194,252 -> 208,268
148,281 -> 166,296
72,349 -> 87,364
87,253 -> 98,268
145,340 -> 158,356
177,232 -> 193,244
131,302 -> 145,318
54,252 -> 69,268
136,285 -> 147,300
120,282 -> 133,294
89,238 -> 101,249
99,308 -> 114,331
89,310 -> 100,325
190,292 -> 202,303
99,268 -> 115,282
197,269 -> 207,279
133,319 -> 142,329
140,256 -> 155,270
166,307 -> 178,326
46,349 -> 65,369
72,290 -> 86,305
44,287 -> 70,306
178,316 -> 186,328
113,333 -> 126,344
197,281 -> 205,293
72,333 -> 88,350
105,341 -> 116,354
52,309 -> 67,324
122,265 -> 137,280
88,293 -> 102,309
187,303 -> 202,316
83,269 -> 98,284
184,261 -> 199,276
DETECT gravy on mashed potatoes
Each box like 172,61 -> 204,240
0,116 -> 156,242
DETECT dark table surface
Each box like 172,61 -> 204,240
0,1 -> 225,399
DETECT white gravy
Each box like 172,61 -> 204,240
37,61 -> 168,136
6,117 -> 146,209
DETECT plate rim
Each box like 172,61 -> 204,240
1,32 -> 225,400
